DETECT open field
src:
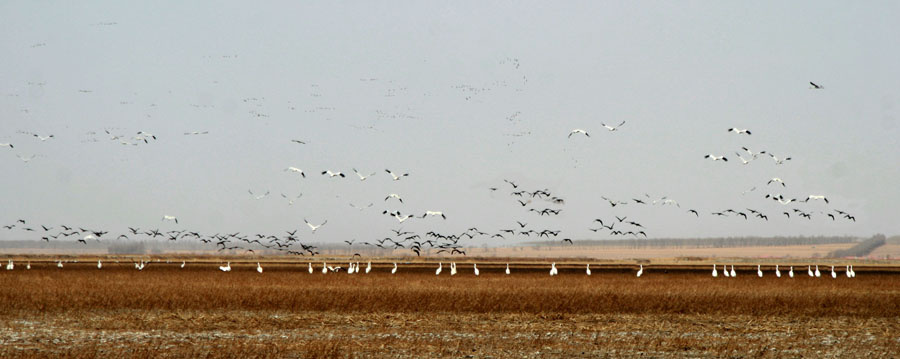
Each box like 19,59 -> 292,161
1,258 -> 899,358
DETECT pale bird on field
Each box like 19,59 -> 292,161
729,265 -> 736,277
365,261 -> 372,274
505,263 -> 511,275
723,265 -> 730,277
57,260 -> 63,268
5,260 -> 13,271
586,263 -> 591,276
814,265 -> 821,278
757,265 -> 763,278
435,262 -> 442,276
775,265 -> 781,278
97,260 -> 102,269
789,266 -> 794,278
450,262 -> 457,276
636,264 -> 643,277
830,266 -> 836,279
181,261 -> 186,269
807,265 -> 814,277
308,262 -> 314,274
473,263 -> 479,276
26,262 -> 31,270
849,265 -> 855,278
219,262 -> 231,272
392,262 -> 398,274
549,262 -> 558,276
257,262 -> 263,274
712,264 -> 718,278
322,262 -> 328,274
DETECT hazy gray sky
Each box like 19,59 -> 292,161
2,1 -> 898,245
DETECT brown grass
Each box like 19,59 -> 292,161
1,257 -> 898,358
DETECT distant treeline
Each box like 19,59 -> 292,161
827,234 -> 886,258
527,236 -> 860,249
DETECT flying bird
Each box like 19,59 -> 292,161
385,169 -> 409,181
304,218 -> 327,233
568,129 -> 589,138
727,128 -> 751,135
33,134 -> 55,141
704,154 -> 728,162
321,170 -> 345,178
384,193 -> 403,203
601,121 -> 626,131
809,82 -> 824,89
352,168 -> 376,181
248,190 -> 270,200
422,211 -> 447,219
768,153 -> 791,165
284,167 -> 306,178
804,195 -> 829,204
0,143 -> 12,149
161,215 -> 178,224
281,193 -> 303,205
767,178 -> 785,187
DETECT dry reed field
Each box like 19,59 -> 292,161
1,258 -> 898,358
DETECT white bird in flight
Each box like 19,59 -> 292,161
304,218 -> 327,233
321,170 -> 346,178
601,121 -> 626,131
734,153 -> 752,165
161,215 -> 178,224
352,168 -> 376,181
0,143 -> 13,149
248,190 -> 270,200
17,154 -> 36,163
768,153 -> 791,165
422,211 -> 447,219
568,129 -> 589,138
384,193 -> 403,203
385,169 -> 409,181
284,167 -> 306,178
704,154 -> 728,162
804,195 -> 829,204
281,193 -> 303,205
767,178 -> 785,187
727,128 -> 751,135
33,134 -> 55,141
349,203 -> 374,211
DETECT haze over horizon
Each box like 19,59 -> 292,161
2,1 -> 898,247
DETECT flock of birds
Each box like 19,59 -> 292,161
3,78 -> 859,260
